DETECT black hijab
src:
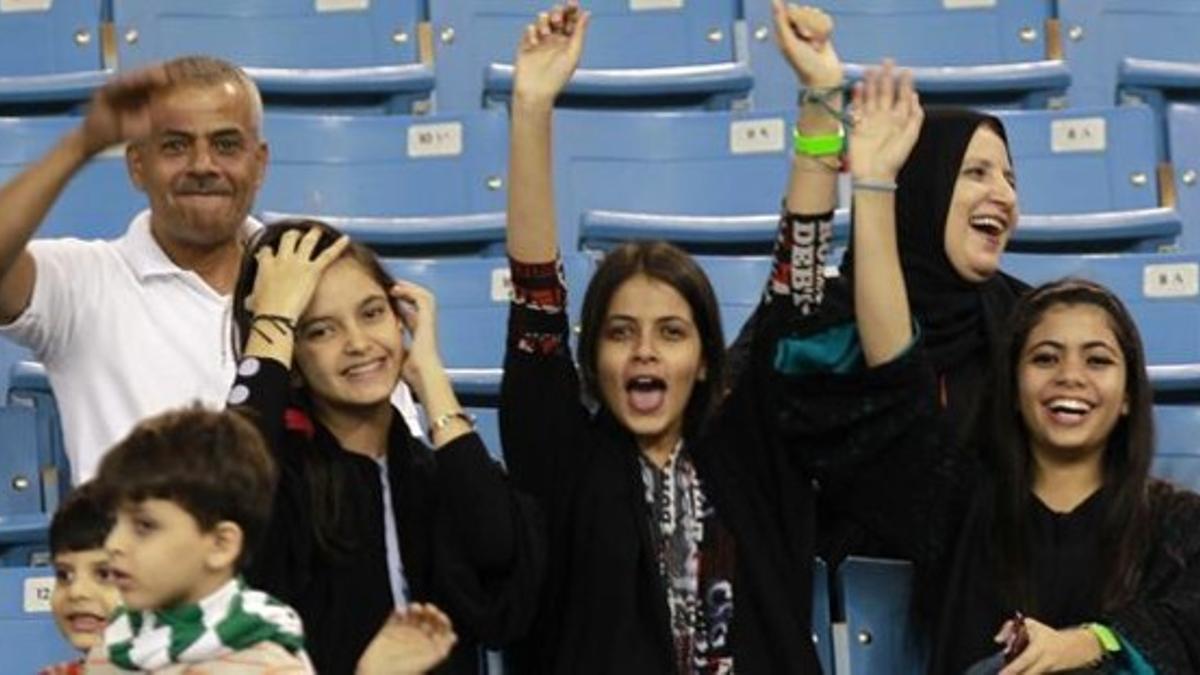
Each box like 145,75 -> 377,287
830,108 -> 1028,379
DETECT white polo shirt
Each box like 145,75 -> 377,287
0,211 -> 420,484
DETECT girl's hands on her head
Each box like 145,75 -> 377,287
996,617 -> 1104,675
772,1 -> 842,88
245,227 -> 350,321
846,60 -> 924,182
390,280 -> 443,389
512,1 -> 591,107
355,603 -> 458,675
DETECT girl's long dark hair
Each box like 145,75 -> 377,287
982,278 -> 1154,612
232,219 -> 399,563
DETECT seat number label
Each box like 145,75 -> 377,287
408,123 -> 464,158
23,576 -> 54,613
1144,263 -> 1200,298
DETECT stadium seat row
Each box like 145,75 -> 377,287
1,103 -> 1195,258
1,1 -> 1198,117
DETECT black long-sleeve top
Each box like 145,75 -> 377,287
929,474 -> 1200,674
232,357 -> 544,675
500,211 -> 937,674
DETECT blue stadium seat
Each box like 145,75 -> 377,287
0,116 -> 144,240
1058,0 -> 1200,114
382,253 -> 594,398
112,0 -> 433,114
1153,403 -> 1200,490
0,566 -> 77,670
6,362 -> 69,513
0,338 -> 32,399
559,109 -> 837,254
836,557 -> 927,675
1167,104 -> 1200,252
994,106 -> 1181,253
258,111 -> 509,255
0,405 -> 53,551
812,558 -> 833,675
691,255 -> 771,345
743,0 -> 1069,112
465,406 -> 503,465
0,0 -> 108,113
429,0 -> 750,111
1002,252 -> 1200,396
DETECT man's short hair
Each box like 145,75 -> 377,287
49,481 -> 113,557
161,55 -> 264,133
94,406 -> 276,570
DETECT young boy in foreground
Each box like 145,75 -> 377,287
85,407 -> 313,674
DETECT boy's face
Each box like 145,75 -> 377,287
51,549 -> 120,651
105,499 -> 229,612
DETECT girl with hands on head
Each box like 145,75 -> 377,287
229,220 -> 544,675
502,5 -> 939,673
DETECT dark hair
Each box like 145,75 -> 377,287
94,407 -> 277,571
984,278 -> 1153,612
577,241 -> 726,441
232,219 -> 398,562
49,482 -> 113,557
232,219 -> 396,362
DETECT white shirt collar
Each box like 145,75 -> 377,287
115,209 -> 263,282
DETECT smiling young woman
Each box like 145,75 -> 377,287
226,220 -> 543,675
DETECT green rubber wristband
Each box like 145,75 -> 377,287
1087,623 -> 1122,654
793,124 -> 845,157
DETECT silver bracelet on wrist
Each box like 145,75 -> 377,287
852,178 -> 898,192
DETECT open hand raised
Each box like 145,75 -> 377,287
847,61 -> 924,182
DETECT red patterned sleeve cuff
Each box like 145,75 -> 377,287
509,256 -> 569,356
510,256 -> 567,313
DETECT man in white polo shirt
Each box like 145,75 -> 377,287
0,57 -> 418,484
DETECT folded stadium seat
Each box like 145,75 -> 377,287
381,253 -> 595,400
1167,104 -> 1200,252
257,110 -> 510,256
0,0 -> 109,115
465,406 -> 503,465
429,0 -> 751,111
994,106 -> 1182,254
1058,0 -> 1200,147
0,405 -> 57,561
0,566 -> 76,669
743,0 -> 1069,112
812,557 -> 833,675
0,339 -> 32,402
111,0 -> 434,114
690,255 -> 772,345
6,363 -> 69,519
1153,403 -> 1200,491
558,108 -> 849,254
834,557 -> 928,675
0,116 -> 145,241
1002,252 -> 1200,398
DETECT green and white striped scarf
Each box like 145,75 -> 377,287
104,577 -> 308,671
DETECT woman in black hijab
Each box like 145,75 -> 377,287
731,106 -> 1029,565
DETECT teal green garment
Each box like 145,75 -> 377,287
773,321 -> 919,376
1113,630 -> 1156,675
